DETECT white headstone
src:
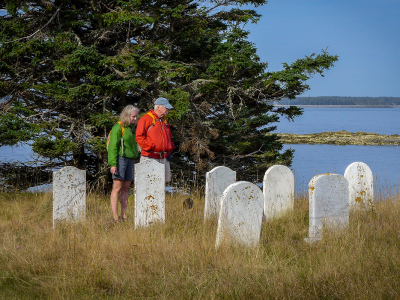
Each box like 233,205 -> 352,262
306,174 -> 349,242
53,166 -> 86,227
204,166 -> 236,219
344,162 -> 374,208
134,159 -> 165,228
263,165 -> 294,220
215,181 -> 263,248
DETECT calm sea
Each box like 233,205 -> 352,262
274,107 -> 400,134
1,107 -> 400,195
275,107 -> 400,196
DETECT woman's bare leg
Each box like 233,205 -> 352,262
120,180 -> 131,219
110,179 -> 123,221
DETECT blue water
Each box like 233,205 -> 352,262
286,144 -> 400,197
1,107 -> 400,195
272,107 -> 400,196
274,107 -> 400,135
0,144 -> 34,163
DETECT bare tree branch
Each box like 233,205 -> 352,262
4,6 -> 62,44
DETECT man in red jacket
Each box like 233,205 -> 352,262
136,97 -> 175,182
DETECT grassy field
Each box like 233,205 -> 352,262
1,189 -> 400,299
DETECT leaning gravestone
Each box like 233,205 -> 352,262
53,166 -> 86,227
134,159 -> 165,228
306,174 -> 349,242
215,181 -> 264,248
344,162 -> 374,209
263,165 -> 294,220
204,166 -> 236,219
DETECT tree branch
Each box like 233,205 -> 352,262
4,6 -> 62,44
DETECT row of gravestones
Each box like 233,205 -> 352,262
52,160 -> 374,246
208,161 -> 374,247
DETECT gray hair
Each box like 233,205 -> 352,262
120,105 -> 139,127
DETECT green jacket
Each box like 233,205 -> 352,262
107,123 -> 139,166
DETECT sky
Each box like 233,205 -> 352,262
245,0 -> 400,97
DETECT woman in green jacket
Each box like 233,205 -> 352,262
108,105 -> 140,222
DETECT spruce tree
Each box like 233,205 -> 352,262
0,0 -> 338,188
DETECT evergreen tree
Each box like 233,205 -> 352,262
0,0 -> 338,187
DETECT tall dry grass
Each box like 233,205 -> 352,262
1,189 -> 400,299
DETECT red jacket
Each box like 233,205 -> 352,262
136,110 -> 175,159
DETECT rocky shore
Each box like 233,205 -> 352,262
276,130 -> 400,146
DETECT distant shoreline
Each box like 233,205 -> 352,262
275,131 -> 400,146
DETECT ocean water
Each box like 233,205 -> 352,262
0,143 -> 34,163
274,107 -> 400,135
273,107 -> 400,196
286,144 -> 400,197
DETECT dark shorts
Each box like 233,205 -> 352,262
112,156 -> 135,181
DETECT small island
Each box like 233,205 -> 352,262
276,130 -> 400,146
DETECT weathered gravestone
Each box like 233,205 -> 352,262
134,159 -> 165,228
215,181 -> 263,248
263,165 -> 294,220
204,166 -> 236,219
306,174 -> 349,243
344,162 -> 374,209
53,166 -> 86,227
